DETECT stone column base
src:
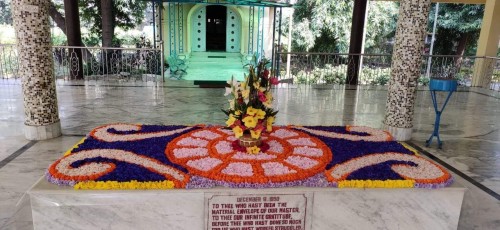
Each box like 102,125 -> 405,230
384,125 -> 412,141
24,121 -> 62,140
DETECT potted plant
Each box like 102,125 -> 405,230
222,59 -> 279,154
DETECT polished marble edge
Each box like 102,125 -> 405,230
406,141 -> 500,201
0,140 -> 37,169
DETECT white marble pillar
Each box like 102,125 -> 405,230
384,0 -> 431,141
11,0 -> 61,140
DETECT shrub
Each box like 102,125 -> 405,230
360,67 -> 391,85
418,76 -> 430,86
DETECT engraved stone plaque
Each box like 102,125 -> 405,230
206,194 -> 307,230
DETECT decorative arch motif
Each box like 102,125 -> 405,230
226,7 -> 241,52
190,5 -> 242,53
191,7 -> 206,52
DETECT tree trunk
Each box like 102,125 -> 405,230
48,1 -> 93,64
101,0 -> 114,48
454,32 -> 470,68
346,0 -> 368,85
63,0 -> 84,79
100,0 -> 115,75
48,1 -> 66,34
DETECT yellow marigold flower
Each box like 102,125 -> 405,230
226,115 -> 237,127
337,180 -> 415,188
266,116 -> 275,132
233,126 -> 244,138
250,129 -> 261,139
74,180 -> 176,190
246,107 -> 258,116
247,146 -> 260,154
243,116 -> 257,128
255,109 -> 266,119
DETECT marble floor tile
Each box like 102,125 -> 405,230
454,172 -> 500,229
0,136 -> 28,162
0,82 -> 499,229
0,136 -> 82,229
414,138 -> 500,195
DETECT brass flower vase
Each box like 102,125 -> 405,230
238,134 -> 262,147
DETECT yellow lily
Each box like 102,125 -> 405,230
263,92 -> 273,108
247,146 -> 260,154
246,107 -> 258,116
266,116 -> 275,132
250,129 -> 261,139
232,126 -> 244,138
242,116 -> 257,128
266,91 -> 273,100
241,89 -> 250,99
255,109 -> 266,119
241,77 -> 247,89
263,101 -> 272,108
225,115 -> 237,127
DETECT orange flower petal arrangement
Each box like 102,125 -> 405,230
46,123 -> 452,189
45,61 -> 452,190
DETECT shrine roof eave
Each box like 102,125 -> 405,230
141,0 -> 294,7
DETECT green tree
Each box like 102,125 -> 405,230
290,0 -> 352,52
363,1 -> 399,54
429,3 -> 484,56
288,0 -> 398,53
79,0 -> 148,47
0,0 -> 13,25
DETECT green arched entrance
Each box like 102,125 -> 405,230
191,5 -> 241,53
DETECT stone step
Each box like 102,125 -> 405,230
190,51 -> 241,58
178,52 -> 247,81
187,60 -> 240,65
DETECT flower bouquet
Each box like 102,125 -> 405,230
223,59 -> 279,154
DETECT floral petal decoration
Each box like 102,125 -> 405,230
46,124 -> 452,189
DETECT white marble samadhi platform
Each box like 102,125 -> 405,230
27,177 -> 465,230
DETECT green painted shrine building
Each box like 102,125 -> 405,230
153,0 -> 291,81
